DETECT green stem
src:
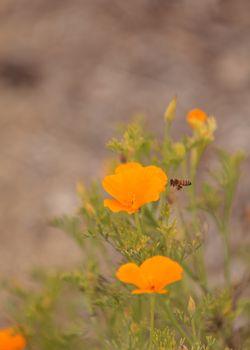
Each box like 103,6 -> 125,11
135,211 -> 143,235
181,261 -> 208,293
164,120 -> 171,140
222,224 -> 231,288
191,317 -> 197,342
163,120 -> 172,159
176,198 -> 191,240
189,151 -> 208,290
164,301 -> 192,346
143,206 -> 158,227
177,153 -> 209,293
149,294 -> 155,350
194,242 -> 208,291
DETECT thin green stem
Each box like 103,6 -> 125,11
214,213 -> 231,288
164,120 -> 171,140
191,317 -> 197,342
222,186 -> 233,288
176,198 -> 191,240
189,150 -> 208,290
221,223 -> 231,288
164,301 -> 192,346
149,294 -> 155,350
211,210 -> 231,289
135,211 -> 143,235
143,206 -> 158,227
176,195 -> 208,293
181,261 -> 209,293
163,120 -> 172,159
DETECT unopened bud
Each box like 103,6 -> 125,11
173,142 -> 186,159
188,296 -> 196,315
164,96 -> 177,122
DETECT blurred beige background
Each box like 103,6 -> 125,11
0,0 -> 250,283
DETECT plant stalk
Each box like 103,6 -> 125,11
164,301 -> 192,346
189,149 -> 208,290
222,223 -> 231,288
149,294 -> 155,350
135,211 -> 143,236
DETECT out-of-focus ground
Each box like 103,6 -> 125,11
0,0 -> 250,288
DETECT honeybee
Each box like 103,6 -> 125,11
170,178 -> 192,190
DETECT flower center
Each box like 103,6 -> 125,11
130,194 -> 136,207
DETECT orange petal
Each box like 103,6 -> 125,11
140,256 -> 183,291
103,167 -> 143,208
128,166 -> 167,209
132,288 -> 168,294
157,289 -> 168,294
102,163 -> 167,211
115,162 -> 142,174
116,263 -> 148,290
0,328 -> 26,350
141,166 -> 167,203
102,174 -> 129,204
104,199 -> 137,214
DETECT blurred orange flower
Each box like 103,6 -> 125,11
116,256 -> 183,294
0,327 -> 26,350
186,109 -> 208,128
102,162 -> 167,214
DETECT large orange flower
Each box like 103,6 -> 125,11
116,256 -> 183,294
102,162 -> 167,214
186,109 -> 208,128
0,327 -> 26,350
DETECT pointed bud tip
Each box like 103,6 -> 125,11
164,96 -> 177,122
188,296 -> 196,315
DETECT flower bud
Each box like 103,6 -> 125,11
172,142 -> 186,160
164,96 -> 177,122
186,109 -> 208,128
187,296 -> 196,315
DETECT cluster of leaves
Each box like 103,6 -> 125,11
3,272 -> 86,350
3,99 -> 249,349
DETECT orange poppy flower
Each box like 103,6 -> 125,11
102,162 -> 167,214
186,109 -> 208,128
0,327 -> 26,350
116,256 -> 183,294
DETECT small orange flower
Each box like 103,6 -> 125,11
116,256 -> 183,294
0,327 -> 26,350
102,162 -> 167,214
186,109 -> 208,128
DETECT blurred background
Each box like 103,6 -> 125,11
0,0 -> 249,285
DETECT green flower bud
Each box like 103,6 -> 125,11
164,96 -> 177,122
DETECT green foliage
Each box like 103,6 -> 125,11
2,102 -> 249,349
4,272 -> 86,349
51,215 -> 85,248
107,120 -> 154,162
152,327 -> 178,349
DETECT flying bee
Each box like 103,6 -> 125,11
170,178 -> 192,191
